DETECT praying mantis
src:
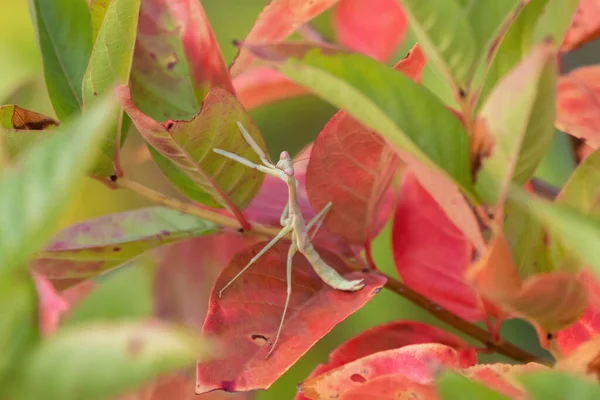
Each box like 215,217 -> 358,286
213,121 -> 365,359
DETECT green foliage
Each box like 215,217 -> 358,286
520,371 -> 600,400
436,371 -> 510,400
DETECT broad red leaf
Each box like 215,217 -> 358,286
305,44 -> 425,245
332,0 -> 407,61
295,321 -> 476,400
196,241 -> 386,393
561,0 -> 600,52
469,235 -> 587,348
339,374 -> 436,400
557,269 -> 600,355
556,66 -> 600,149
130,0 -> 233,121
461,363 -> 548,398
32,272 -> 68,337
233,68 -> 308,110
117,85 -> 265,218
555,336 -> 600,379
298,344 -> 474,399
229,0 -> 341,77
392,171 -> 488,322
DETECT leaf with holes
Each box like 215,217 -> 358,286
229,0 -> 341,77
295,321 -> 476,400
32,207 -> 217,289
82,0 -> 141,176
305,44 -> 429,245
251,45 -> 473,196
28,0 -> 92,120
196,241 -> 386,393
14,321 -> 211,400
561,0 -> 600,52
475,42 -> 557,207
392,171 -> 491,322
556,66 -> 600,149
117,85 -> 266,215
130,0 -> 233,122
299,343 -> 475,399
332,0 -> 407,61
398,0 -> 476,89
0,94 -> 118,277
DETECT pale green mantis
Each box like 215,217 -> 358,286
213,121 -> 365,358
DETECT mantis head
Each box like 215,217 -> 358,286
276,151 -> 294,177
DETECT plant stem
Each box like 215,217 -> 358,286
118,176 -> 542,364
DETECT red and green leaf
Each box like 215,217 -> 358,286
196,241 -> 386,393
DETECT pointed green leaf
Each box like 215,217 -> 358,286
90,0 -> 112,40
436,371 -> 510,400
519,371 -> 600,400
475,42 -> 557,205
117,85 -> 268,209
398,0 -> 476,89
264,48 -> 472,196
16,321 -> 211,400
27,0 -> 92,120
0,94 -> 119,277
34,206 -> 217,282
82,0 -> 141,176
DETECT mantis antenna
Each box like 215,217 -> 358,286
213,122 -> 364,359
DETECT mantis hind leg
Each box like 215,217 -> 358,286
265,239 -> 298,359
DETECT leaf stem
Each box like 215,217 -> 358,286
118,176 -> 543,364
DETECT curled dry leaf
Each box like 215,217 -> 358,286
332,0 -> 407,61
469,234 -> 587,348
0,105 -> 59,130
295,321 -> 477,400
305,43 -> 425,246
392,171 -> 491,322
556,66 -> 600,149
561,0 -> 600,52
229,0 -> 341,77
298,343 -> 474,400
557,269 -> 600,355
196,241 -> 386,393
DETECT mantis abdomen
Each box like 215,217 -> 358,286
297,243 -> 364,292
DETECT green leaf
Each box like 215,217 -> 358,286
118,85 -> 268,209
436,371 -> 510,400
0,94 -> 118,277
0,274 -> 38,387
27,0 -> 92,120
65,256 -> 156,325
508,186 -> 600,278
477,0 -> 578,111
34,206 -> 217,282
269,49 -> 472,195
16,321 -> 211,400
398,0 -> 476,89
90,0 -> 112,40
475,42 -> 557,205
519,370 -> 600,400
82,0 -> 141,176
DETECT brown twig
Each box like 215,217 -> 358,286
118,176 -> 542,364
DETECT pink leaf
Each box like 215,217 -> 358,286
32,272 -> 68,337
233,68 -> 308,110
333,0 -> 407,61
196,241 -> 386,393
229,0 -> 341,77
392,172 -> 487,322
295,321 -> 477,400
561,0 -> 600,53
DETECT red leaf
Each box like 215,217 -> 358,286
305,44 -> 425,245
461,363 -> 548,398
557,269 -> 600,355
332,0 -> 407,61
295,321 -> 476,400
131,0 -> 232,118
556,66 -> 600,149
196,241 -> 386,393
298,344 -> 474,399
561,0 -> 600,53
555,336 -> 600,378
339,374 -> 436,400
392,172 -> 486,322
233,68 -> 308,110
229,0 -> 341,77
32,272 -> 68,337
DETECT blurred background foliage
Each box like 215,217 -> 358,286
2,0 -> 599,398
